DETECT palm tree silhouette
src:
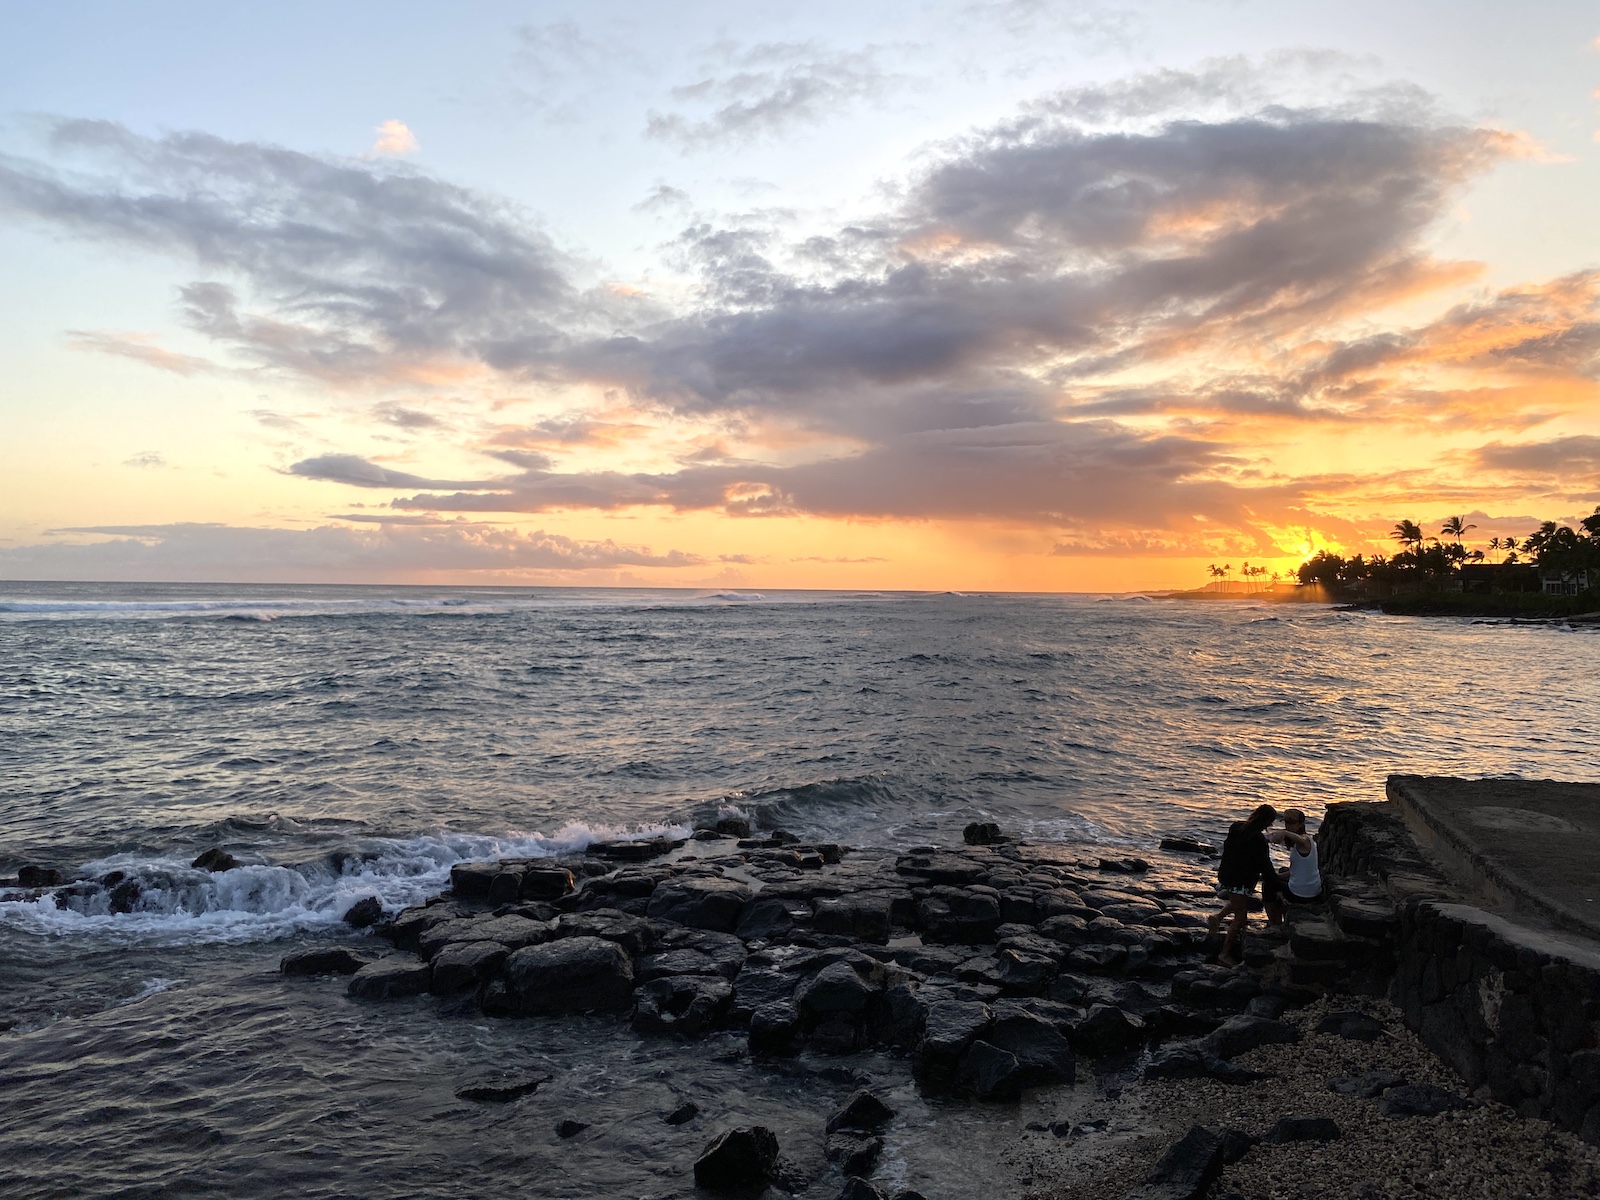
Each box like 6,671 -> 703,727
1440,516 -> 1476,549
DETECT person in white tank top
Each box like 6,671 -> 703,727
1267,807 -> 1322,903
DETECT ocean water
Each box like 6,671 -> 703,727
1,582 -> 1596,1197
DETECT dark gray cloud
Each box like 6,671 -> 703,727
1475,436 -> 1600,476
1,522 -> 703,580
286,453 -> 496,490
646,42 -> 897,148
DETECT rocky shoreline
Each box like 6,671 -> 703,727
262,816 -> 1600,1199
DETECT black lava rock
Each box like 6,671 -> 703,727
280,946 -> 374,976
191,847 -> 239,873
826,1132 -> 883,1176
346,958 -> 431,1000
555,1118 -> 589,1138
1124,1125 -> 1225,1200
504,935 -> 634,1014
18,864 -> 63,888
963,821 -> 1003,845
1072,1003 -> 1147,1056
663,1100 -> 700,1125
1159,837 -> 1217,857
826,1089 -> 895,1135
694,1126 -> 780,1193
343,896 -> 383,928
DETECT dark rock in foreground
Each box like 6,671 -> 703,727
1316,1010 -> 1387,1043
555,1118 -> 589,1138
663,1100 -> 699,1125
826,1089 -> 895,1135
347,958 -> 431,999
694,1125 -> 780,1193
18,864 -> 63,888
1123,1124 -> 1225,1200
281,946 -> 374,976
506,935 -> 634,1013
343,896 -> 383,928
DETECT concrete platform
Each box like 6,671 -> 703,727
1388,774 -> 1600,940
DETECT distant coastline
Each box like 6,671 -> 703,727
1155,585 -> 1600,622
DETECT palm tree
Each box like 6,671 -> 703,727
1391,520 -> 1425,553
1440,515 -> 1476,547
1488,536 -> 1502,557
1207,564 -> 1225,590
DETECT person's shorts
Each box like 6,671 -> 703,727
1284,887 -> 1323,905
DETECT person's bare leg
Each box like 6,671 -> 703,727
1218,898 -> 1248,965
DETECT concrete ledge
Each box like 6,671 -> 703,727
1388,775 -> 1600,940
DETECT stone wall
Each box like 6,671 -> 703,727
1317,799 -> 1600,1141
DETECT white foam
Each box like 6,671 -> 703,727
0,820 -> 691,946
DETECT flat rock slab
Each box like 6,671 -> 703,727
1388,775 -> 1600,938
347,958 -> 431,1000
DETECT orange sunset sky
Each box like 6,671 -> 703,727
2,2 -> 1598,590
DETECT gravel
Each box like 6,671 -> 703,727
1010,995 -> 1600,1200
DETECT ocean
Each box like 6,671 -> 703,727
1,582 -> 1595,1197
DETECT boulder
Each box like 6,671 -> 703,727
555,1118 -> 589,1138
281,946 -> 374,976
488,871 -> 523,905
837,1181 -> 889,1200
1097,857 -> 1149,874
430,940 -> 510,994
1073,1003 -> 1147,1056
917,892 -> 1001,945
915,999 -> 992,1078
553,909 -> 656,956
730,966 -> 797,1023
1200,1015 -> 1301,1060
1219,1128 -> 1258,1164
505,936 -> 634,1014
1122,1125 -> 1224,1200
715,815 -> 753,838
664,1100 -> 699,1125
963,821 -> 1003,845
1037,914 -> 1091,944
18,864 -> 64,888
342,896 -> 384,929
1266,1116 -> 1342,1143
748,1002 -> 803,1055
191,848 -> 238,873
1316,1011 -> 1387,1043
798,961 -> 881,1018
631,975 -> 733,1037
1159,837 -> 1217,857
694,1126 -> 779,1193
826,1133 -> 883,1176
735,898 -> 806,942
1379,1084 -> 1468,1118
449,861 -> 499,898
346,958 -> 431,1000
985,1009 -> 1075,1089
826,1089 -> 895,1135
956,1040 -> 1023,1099
647,877 -> 753,932
521,866 -> 576,900
467,914 -> 555,951
381,901 -> 472,952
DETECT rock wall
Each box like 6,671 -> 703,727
1318,799 -> 1600,1141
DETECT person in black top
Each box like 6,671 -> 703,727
1207,803 -> 1284,967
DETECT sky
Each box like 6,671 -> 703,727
1,0 -> 1598,590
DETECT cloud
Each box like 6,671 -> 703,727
0,119 -> 588,384
66,329 -> 219,376
367,120 -> 419,157
1474,436 -> 1600,476
372,402 -> 445,430
285,453 -> 496,489
1,522 -> 704,581
646,42 -> 897,148
122,451 -> 165,468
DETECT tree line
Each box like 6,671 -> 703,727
1294,507 -> 1600,589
